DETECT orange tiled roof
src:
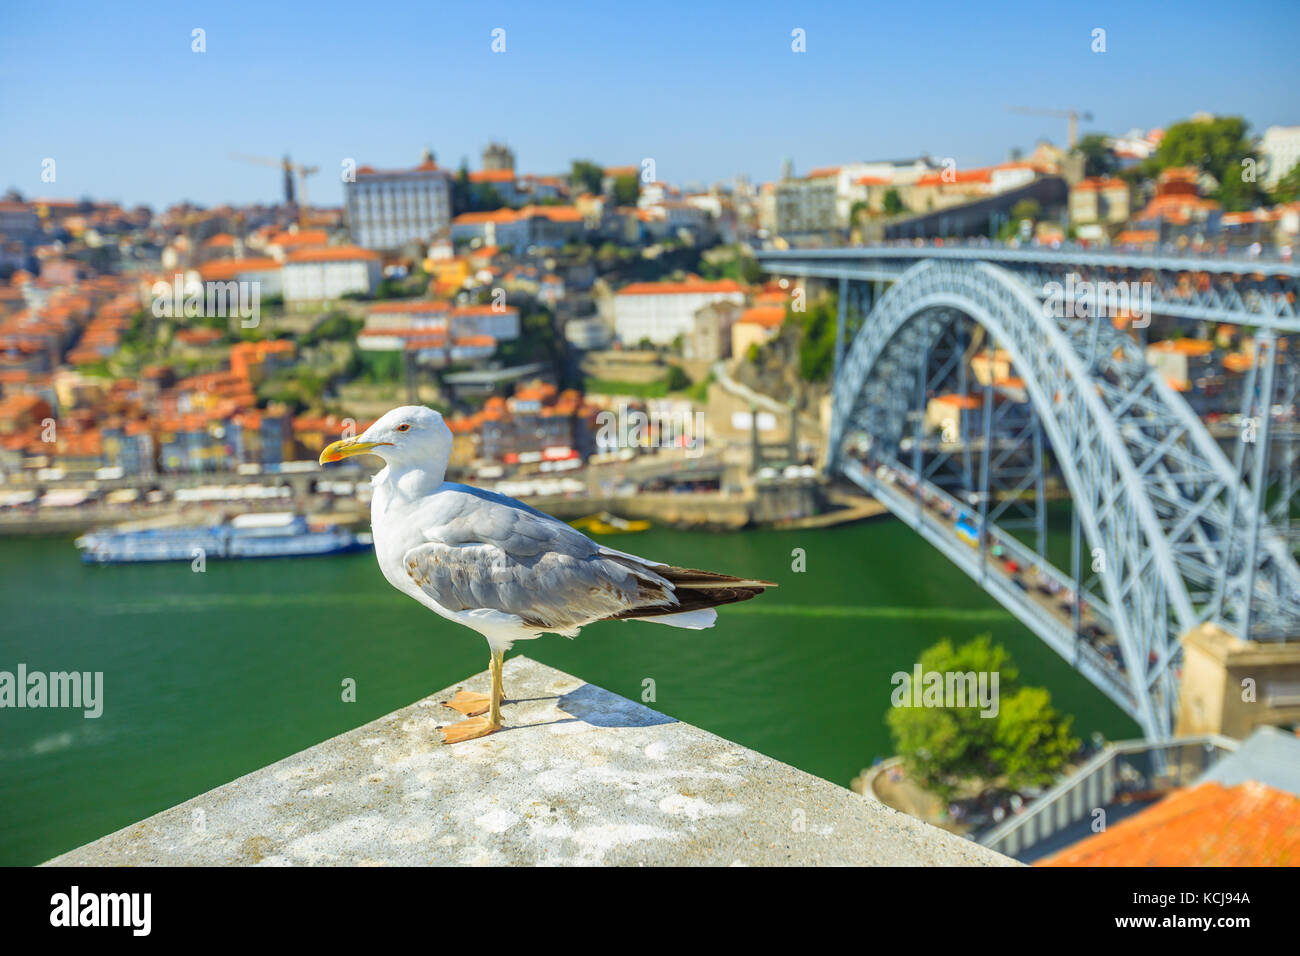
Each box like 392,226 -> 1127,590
737,306 -> 786,328
285,246 -> 379,264
198,257 -> 280,281
454,209 -> 520,225
469,170 -> 516,184
1223,352 -> 1253,374
174,327 -> 224,345
453,304 -> 518,316
270,229 -> 330,248
916,168 -> 992,187
1037,781 -> 1300,867
1149,338 -> 1214,356
520,204 -> 583,223
368,299 -> 451,315
1074,177 -> 1128,192
617,279 -> 745,297
515,381 -> 558,402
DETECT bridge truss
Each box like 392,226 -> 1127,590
758,250 -> 1300,739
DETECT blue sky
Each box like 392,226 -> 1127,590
2,0 -> 1295,209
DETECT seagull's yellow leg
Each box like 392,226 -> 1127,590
439,649 -> 503,743
490,648 -> 504,723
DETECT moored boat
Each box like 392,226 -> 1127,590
75,512 -> 370,564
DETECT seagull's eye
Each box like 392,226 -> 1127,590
396,423 -> 411,432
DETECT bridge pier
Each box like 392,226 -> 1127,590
1177,622 -> 1300,739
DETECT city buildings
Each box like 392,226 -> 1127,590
612,278 -> 745,346
772,177 -> 838,235
281,246 -> 381,306
468,169 -> 525,206
684,300 -> 741,363
564,316 -> 613,351
1069,177 -> 1131,227
196,257 -> 284,299
345,152 -> 452,251
730,305 -> 785,359
356,300 -> 520,368
1131,166 -> 1221,236
1260,125 -> 1300,190
450,205 -> 586,253
453,382 -> 594,466
481,142 -> 515,172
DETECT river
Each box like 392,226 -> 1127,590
0,519 -> 1137,864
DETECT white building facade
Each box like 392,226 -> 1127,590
612,280 -> 746,346
282,248 -> 381,305
346,158 -> 452,251
1261,126 -> 1300,190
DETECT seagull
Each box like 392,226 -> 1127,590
320,405 -> 775,743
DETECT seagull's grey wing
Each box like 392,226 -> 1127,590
402,490 -> 675,632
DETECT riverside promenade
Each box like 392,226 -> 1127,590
46,657 -> 1015,866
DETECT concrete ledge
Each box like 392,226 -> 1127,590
46,657 -> 1015,866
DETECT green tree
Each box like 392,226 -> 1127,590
302,312 -> 362,346
794,294 -> 837,382
1010,199 -> 1042,223
1153,115 -> 1264,210
571,160 -> 604,195
1074,133 -> 1119,178
452,163 -> 506,215
357,350 -> 403,383
473,183 -> 505,211
612,174 -> 640,206
1156,116 -> 1254,185
451,164 -> 474,217
1218,166 -> 1265,212
664,364 -> 690,391
1273,161 -> 1300,204
882,188 -> 904,216
886,635 -> 1079,802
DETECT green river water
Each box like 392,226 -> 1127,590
0,519 -> 1138,865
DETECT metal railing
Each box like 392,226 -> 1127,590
977,734 -> 1239,858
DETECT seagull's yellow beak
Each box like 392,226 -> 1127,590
318,438 -> 392,465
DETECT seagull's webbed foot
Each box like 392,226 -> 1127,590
443,690 -> 491,717
439,715 -> 501,743
439,648 -> 505,743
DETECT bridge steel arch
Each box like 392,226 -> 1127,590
828,259 -> 1300,739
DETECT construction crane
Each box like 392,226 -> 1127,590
229,153 -> 320,223
1007,106 -> 1093,150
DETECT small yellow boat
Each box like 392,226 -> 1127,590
570,512 -> 651,535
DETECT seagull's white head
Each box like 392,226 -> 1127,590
318,405 -> 453,473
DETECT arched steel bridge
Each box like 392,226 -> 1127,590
757,246 -> 1300,740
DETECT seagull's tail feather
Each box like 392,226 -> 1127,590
639,608 -> 718,629
603,563 -> 776,626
